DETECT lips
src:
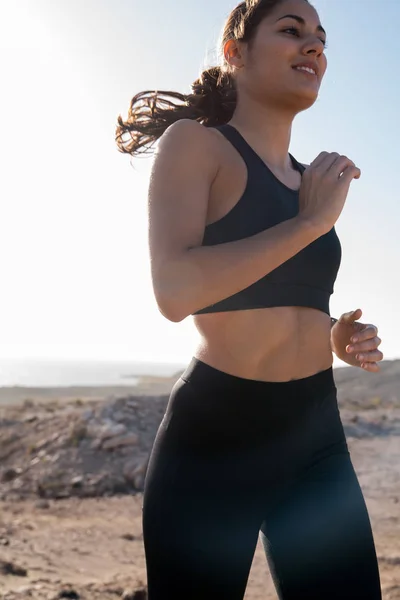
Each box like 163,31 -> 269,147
292,62 -> 319,76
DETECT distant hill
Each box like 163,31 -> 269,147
333,359 -> 400,409
137,359 -> 400,410
0,359 -> 399,410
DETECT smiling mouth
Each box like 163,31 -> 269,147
293,66 -> 317,76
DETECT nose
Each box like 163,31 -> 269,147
302,37 -> 325,58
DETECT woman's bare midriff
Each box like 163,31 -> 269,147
193,307 -> 333,382
190,127 -> 333,383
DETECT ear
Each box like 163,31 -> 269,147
223,39 -> 245,70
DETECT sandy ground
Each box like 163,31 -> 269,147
0,366 -> 399,599
0,437 -> 399,599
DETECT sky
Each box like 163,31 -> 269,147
0,0 -> 399,367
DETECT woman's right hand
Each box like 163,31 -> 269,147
298,152 -> 361,234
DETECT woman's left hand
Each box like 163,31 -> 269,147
330,309 -> 383,372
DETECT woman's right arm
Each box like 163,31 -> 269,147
148,120 -> 356,322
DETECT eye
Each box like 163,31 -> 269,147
282,26 -> 328,48
282,26 -> 300,37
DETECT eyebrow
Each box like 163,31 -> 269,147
276,14 -> 326,36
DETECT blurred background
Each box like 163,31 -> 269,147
0,2 -> 399,600
1,0 -> 399,385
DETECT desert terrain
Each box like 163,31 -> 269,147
0,361 -> 399,599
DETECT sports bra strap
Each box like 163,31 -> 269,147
215,124 -> 304,175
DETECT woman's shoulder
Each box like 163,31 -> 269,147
160,119 -> 218,149
155,119 -> 223,174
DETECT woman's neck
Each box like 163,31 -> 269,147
229,100 -> 296,173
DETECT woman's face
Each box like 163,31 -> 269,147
231,0 -> 328,112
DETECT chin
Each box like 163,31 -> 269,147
272,84 -> 320,113
290,90 -> 319,113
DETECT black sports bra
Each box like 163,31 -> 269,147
193,124 -> 341,316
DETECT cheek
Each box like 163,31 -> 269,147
251,63 -> 281,94
246,50 -> 276,87
251,44 -> 290,80
250,36 -> 292,67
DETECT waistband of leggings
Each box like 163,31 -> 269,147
181,357 -> 335,399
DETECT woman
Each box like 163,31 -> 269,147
116,0 -> 384,598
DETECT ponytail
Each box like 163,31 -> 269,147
116,66 -> 237,157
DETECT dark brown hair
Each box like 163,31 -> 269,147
116,0 -> 309,156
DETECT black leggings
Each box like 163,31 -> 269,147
142,358 -> 381,600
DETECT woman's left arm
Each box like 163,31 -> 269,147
330,308 -> 384,372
